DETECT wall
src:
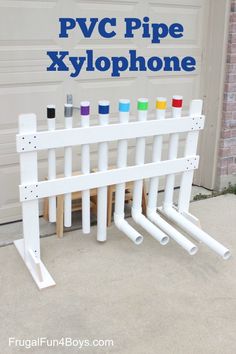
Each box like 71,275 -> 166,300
219,0 -> 236,188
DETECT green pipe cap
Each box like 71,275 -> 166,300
137,99 -> 148,111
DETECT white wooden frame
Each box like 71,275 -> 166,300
14,99 -> 230,290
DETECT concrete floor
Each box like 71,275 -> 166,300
0,194 -> 235,354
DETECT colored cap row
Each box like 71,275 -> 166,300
97,96 -> 182,114
137,96 -> 183,111
47,96 -> 183,118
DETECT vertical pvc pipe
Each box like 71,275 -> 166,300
114,99 -> 143,245
163,95 -> 183,210
67,94 -> 73,105
115,100 -> 130,215
131,98 -> 169,246
132,99 -> 148,211
47,105 -> 56,222
97,101 -> 109,242
146,98 -> 198,255
64,104 -> 73,227
148,98 -> 167,211
80,101 -> 90,234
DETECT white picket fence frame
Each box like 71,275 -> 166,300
14,97 -> 231,290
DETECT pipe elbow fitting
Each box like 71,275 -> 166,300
113,213 -> 123,228
114,212 -> 143,245
131,208 -> 141,223
146,207 -> 156,219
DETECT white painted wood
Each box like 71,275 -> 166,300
178,100 -> 203,213
18,114 -> 40,256
16,116 -> 204,152
19,156 -> 199,202
14,239 -> 56,290
14,114 -> 56,288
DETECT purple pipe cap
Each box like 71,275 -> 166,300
80,101 -> 90,116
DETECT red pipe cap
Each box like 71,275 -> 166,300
172,97 -> 183,108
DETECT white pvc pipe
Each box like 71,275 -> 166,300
163,207 -> 231,260
146,97 -> 198,255
64,104 -> 73,227
114,214 -> 143,245
147,210 -> 198,255
163,95 -> 183,209
131,98 -> 169,246
114,99 -> 143,245
47,105 -> 56,223
80,101 -> 90,234
97,100 -> 109,242
148,98 -> 165,211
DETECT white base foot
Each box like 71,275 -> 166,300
14,239 -> 56,290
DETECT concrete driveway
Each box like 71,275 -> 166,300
0,194 -> 235,354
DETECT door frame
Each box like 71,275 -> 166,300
195,0 -> 231,190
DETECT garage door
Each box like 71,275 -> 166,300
0,0 -> 209,223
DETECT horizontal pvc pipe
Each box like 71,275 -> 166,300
147,209 -> 198,255
132,209 -> 169,245
114,213 -> 143,245
163,207 -> 231,260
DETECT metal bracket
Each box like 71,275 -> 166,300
191,115 -> 205,130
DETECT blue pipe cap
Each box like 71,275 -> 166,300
98,100 -> 110,115
119,99 -> 130,112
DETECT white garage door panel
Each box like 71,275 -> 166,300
75,77 -> 140,115
0,0 -> 58,38
75,0 -> 139,44
148,3 -> 203,45
0,0 -> 208,223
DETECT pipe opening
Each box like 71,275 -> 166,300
160,236 -> 169,246
223,250 -> 231,260
135,235 -> 143,245
189,246 -> 198,256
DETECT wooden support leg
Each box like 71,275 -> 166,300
43,197 -> 49,221
142,183 -> 147,216
107,186 -> 113,227
90,194 -> 97,216
56,195 -> 64,238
